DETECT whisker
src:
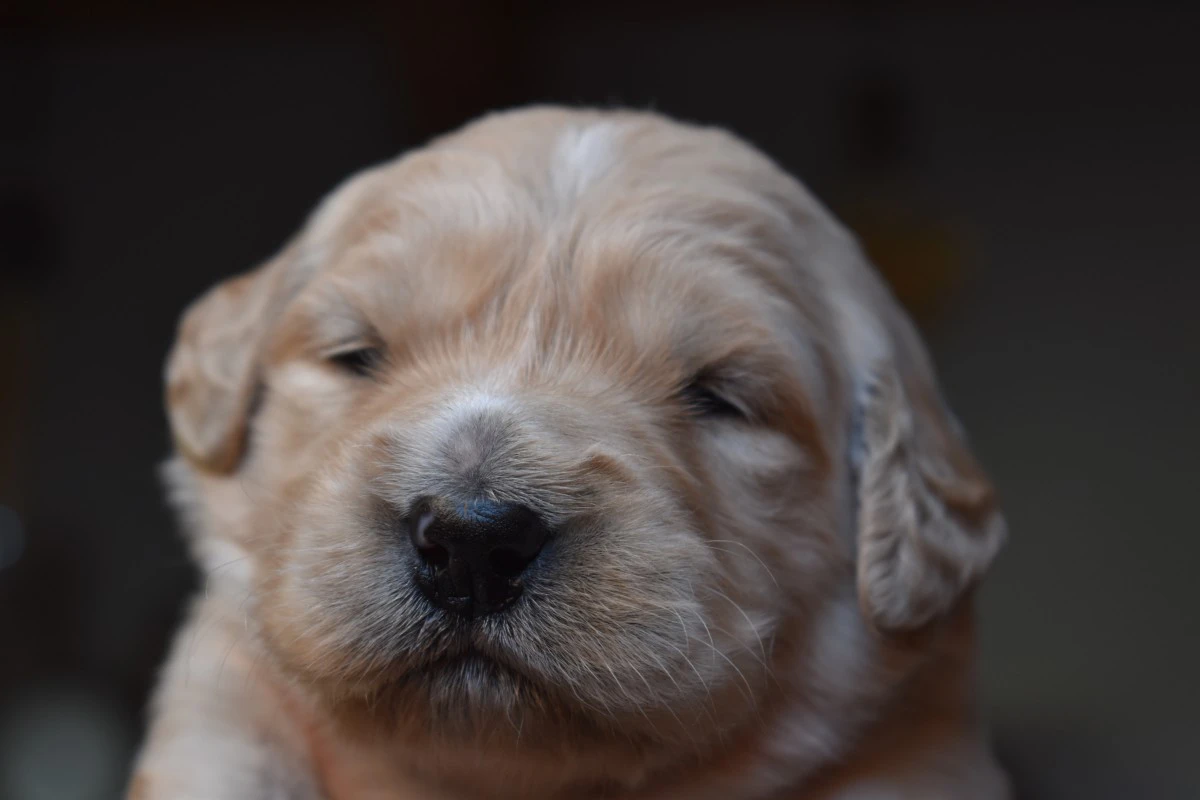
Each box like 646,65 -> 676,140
703,539 -> 780,588
683,607 -> 758,703
707,588 -> 769,667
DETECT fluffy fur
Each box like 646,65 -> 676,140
130,107 -> 1009,799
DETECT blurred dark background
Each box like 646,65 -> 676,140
2,1 -> 1198,798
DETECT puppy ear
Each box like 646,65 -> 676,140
164,260 -> 280,474
855,364 -> 1006,633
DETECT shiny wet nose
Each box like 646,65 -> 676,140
408,496 -> 548,617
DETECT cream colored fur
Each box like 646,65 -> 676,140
130,107 -> 1008,800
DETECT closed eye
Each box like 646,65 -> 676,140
681,380 -> 747,420
327,345 -> 385,377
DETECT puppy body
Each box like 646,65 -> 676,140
131,108 -> 1008,799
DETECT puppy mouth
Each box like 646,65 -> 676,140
402,621 -> 542,691
402,641 -> 551,708
422,647 -> 519,678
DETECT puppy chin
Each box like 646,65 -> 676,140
276,577 -> 748,773
318,654 -> 618,774
292,617 -> 686,749
361,650 -> 549,723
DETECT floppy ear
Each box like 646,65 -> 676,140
164,260 -> 281,474
854,364 -> 1007,633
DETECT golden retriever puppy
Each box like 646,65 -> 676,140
130,107 -> 1009,800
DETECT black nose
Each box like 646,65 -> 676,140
408,497 -> 548,617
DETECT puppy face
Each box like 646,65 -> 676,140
164,109 -> 1005,784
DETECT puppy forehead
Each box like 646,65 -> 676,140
304,119 -> 807,348
276,113 -> 844,437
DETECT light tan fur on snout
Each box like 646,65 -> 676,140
130,107 -> 1009,800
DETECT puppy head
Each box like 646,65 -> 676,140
163,108 -> 1004,786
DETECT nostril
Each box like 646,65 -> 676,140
408,504 -> 451,569
418,542 -> 451,570
488,547 -> 533,579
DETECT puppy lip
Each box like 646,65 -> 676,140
411,641 -> 538,691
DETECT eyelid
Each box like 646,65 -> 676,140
682,375 -> 751,420
322,340 -> 380,360
323,339 -> 387,378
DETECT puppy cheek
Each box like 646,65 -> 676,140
255,458 -> 408,686
583,446 -> 775,706
251,361 -> 364,479
697,427 -> 840,645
